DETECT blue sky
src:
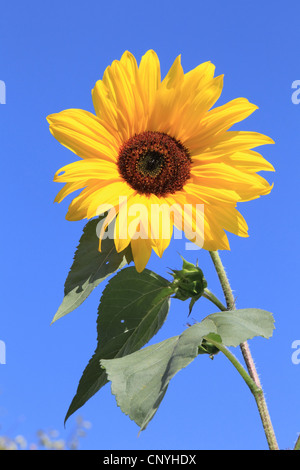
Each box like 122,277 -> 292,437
1,0 -> 300,450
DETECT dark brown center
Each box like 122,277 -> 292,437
117,131 -> 191,196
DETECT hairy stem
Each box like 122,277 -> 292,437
209,250 -> 279,451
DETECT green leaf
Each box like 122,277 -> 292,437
51,216 -> 132,324
201,308 -> 275,347
101,321 -> 215,432
101,308 -> 274,432
65,267 -> 172,423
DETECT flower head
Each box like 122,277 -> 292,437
47,50 -> 274,272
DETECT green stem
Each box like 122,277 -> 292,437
208,250 -> 279,451
208,251 -> 236,309
203,336 -> 261,395
203,288 -> 227,312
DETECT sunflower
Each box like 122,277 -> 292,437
47,50 -> 274,272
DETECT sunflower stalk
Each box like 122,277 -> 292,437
208,250 -> 279,451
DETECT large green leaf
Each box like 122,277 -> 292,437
65,267 -> 172,423
102,308 -> 274,432
201,308 -> 275,347
51,216 -> 132,324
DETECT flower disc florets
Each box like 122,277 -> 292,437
117,131 -> 192,196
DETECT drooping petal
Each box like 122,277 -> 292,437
205,203 -> 249,238
130,237 -> 152,273
65,183 -> 103,221
113,193 -> 145,253
145,195 -> 173,258
54,180 -> 89,203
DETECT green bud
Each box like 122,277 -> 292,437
170,257 -> 207,307
198,334 -> 221,358
198,339 -> 220,357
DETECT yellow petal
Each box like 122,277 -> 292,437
188,131 -> 274,159
66,183 -> 102,221
47,109 -> 119,161
183,61 -> 216,91
86,181 -> 134,219
223,150 -> 275,173
146,195 -> 173,258
161,55 -> 184,90
171,75 -> 224,142
131,237 -> 152,273
54,159 -> 119,182
113,194 -> 141,253
54,180 -> 89,203
92,79 -> 122,143
202,207 -> 230,250
189,98 -> 258,148
138,50 -> 161,114
98,207 -> 119,252
205,203 -> 249,238
120,51 -> 139,83
182,181 -> 241,203
65,180 -> 132,221
190,162 -> 273,202
181,203 -> 205,249
101,58 -> 146,140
